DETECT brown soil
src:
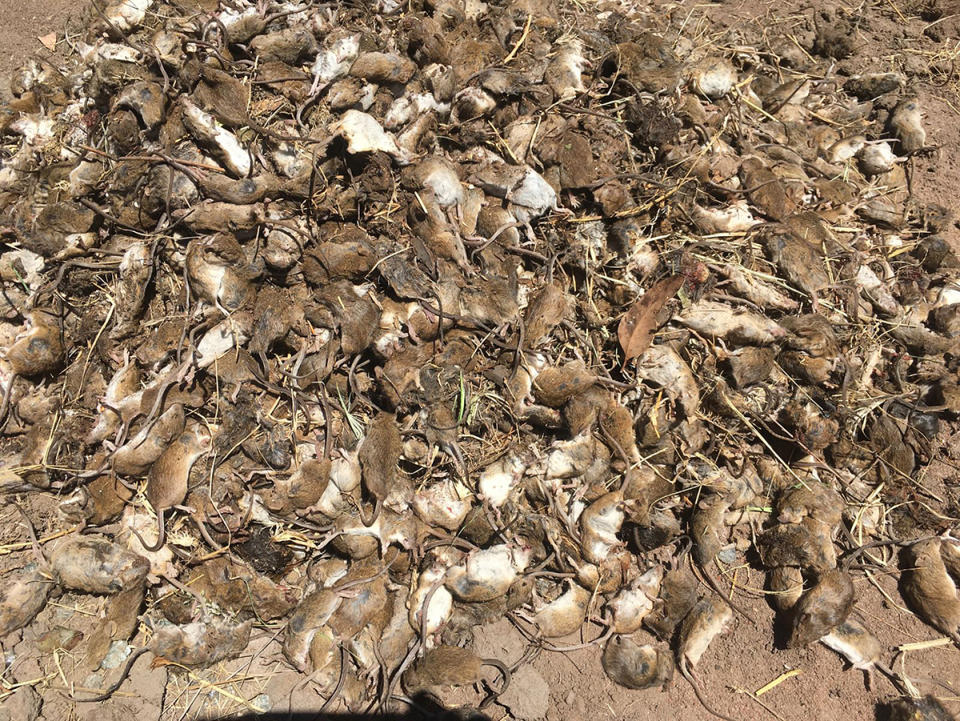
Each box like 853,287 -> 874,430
2,2 -> 960,721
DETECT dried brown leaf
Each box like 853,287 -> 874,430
618,275 -> 684,363
38,33 -> 57,52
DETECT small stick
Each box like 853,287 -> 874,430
502,13 -> 532,64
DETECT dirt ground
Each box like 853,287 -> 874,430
2,1 -> 960,720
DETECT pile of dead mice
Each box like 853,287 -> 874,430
1,0 -> 959,719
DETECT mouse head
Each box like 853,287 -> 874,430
186,421 -> 214,454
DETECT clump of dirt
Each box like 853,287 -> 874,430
813,11 -> 858,59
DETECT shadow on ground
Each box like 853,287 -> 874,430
219,692 -> 490,720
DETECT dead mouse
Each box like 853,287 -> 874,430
690,492 -> 757,626
2,310 -> 64,377
402,644 -> 510,709
50,535 -> 149,594
185,235 -> 255,313
0,508 -> 54,636
444,543 -> 531,602
111,404 -> 186,477
787,537 -> 909,649
523,281 -> 569,348
823,618 -> 949,698
820,618 -> 881,675
579,489 -> 626,565
152,616 -> 252,667
888,96 -> 926,154
0,310 -> 64,428
788,567 -> 854,648
644,565 -> 699,641
532,581 -> 592,638
0,563 -> 54,636
882,695 -> 954,721
357,411 -> 402,527
133,421 -> 212,552
601,634 -> 674,690
900,538 -> 960,644
767,566 -> 804,612
677,596 -> 736,721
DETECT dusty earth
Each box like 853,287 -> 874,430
2,1 -> 960,721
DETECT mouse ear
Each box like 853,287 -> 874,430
193,423 -> 214,448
